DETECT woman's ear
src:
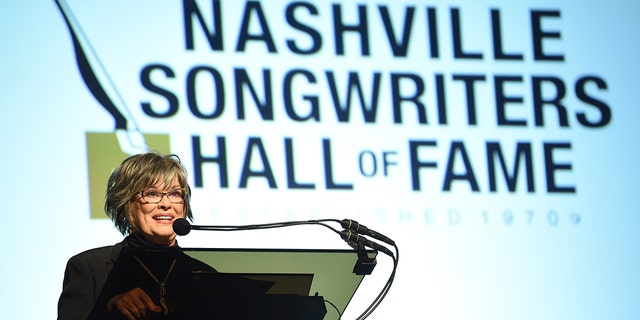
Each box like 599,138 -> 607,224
126,204 -> 137,234
185,184 -> 193,221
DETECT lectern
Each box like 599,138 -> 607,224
175,247 -> 378,320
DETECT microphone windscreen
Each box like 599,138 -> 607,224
173,218 -> 191,236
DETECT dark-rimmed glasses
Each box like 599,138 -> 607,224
139,188 -> 186,204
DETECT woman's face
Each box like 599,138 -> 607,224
128,178 -> 185,246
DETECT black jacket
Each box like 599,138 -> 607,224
57,237 -> 214,320
58,242 -> 124,320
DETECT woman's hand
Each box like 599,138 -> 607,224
106,287 -> 162,319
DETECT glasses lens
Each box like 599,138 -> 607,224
167,189 -> 184,203
142,189 -> 161,203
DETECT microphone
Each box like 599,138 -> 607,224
341,219 -> 395,245
173,218 -> 192,236
340,229 -> 394,257
173,217 -> 396,257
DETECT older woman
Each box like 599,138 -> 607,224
58,152 -> 212,320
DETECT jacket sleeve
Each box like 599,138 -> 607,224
57,245 -> 117,320
57,253 -> 99,320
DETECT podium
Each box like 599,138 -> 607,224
175,247 -> 378,320
89,246 -> 376,319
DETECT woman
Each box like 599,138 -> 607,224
57,152 -> 213,320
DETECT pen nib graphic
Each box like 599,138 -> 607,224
55,0 -> 149,155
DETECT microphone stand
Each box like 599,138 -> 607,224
172,217 -> 399,319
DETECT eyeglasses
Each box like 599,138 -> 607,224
139,188 -> 186,204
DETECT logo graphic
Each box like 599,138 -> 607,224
55,0 -> 170,218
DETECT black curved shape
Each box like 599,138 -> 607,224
54,0 -> 127,129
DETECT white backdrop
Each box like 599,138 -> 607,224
1,1 -> 639,319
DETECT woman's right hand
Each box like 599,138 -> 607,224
106,287 -> 163,320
